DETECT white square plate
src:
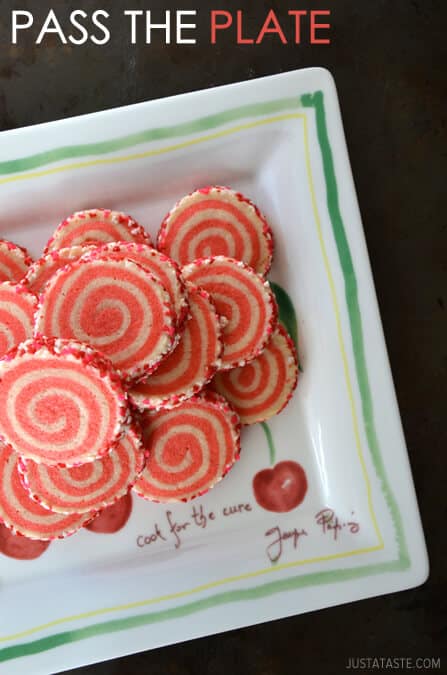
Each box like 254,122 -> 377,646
0,68 -> 428,675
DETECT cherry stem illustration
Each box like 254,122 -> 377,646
260,422 -> 276,466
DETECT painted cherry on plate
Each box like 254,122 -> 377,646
85,493 -> 133,534
254,419 -> 307,513
0,523 -> 50,560
253,460 -> 307,513
250,291 -> 307,513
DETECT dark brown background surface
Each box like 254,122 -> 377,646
0,1 -> 446,673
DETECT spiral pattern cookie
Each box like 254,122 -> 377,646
182,256 -> 277,370
213,325 -> 298,425
0,445 -> 94,540
45,209 -> 152,253
0,282 -> 37,358
158,186 -> 274,275
19,426 -> 145,514
84,242 -> 188,330
0,240 -> 33,283
23,246 -> 95,295
129,285 -> 222,411
0,338 -> 128,466
133,393 -> 240,503
35,257 -> 176,381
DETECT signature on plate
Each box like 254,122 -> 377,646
264,508 -> 360,562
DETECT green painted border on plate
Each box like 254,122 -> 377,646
0,90 -> 409,664
0,97 -> 302,176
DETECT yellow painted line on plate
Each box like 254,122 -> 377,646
0,543 -> 382,644
0,115 -> 301,186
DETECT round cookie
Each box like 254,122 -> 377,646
182,256 -> 277,370
158,186 -> 274,275
133,392 -> 240,503
129,285 -> 222,411
0,445 -> 95,540
0,337 -> 128,466
83,242 -> 188,330
45,209 -> 152,252
34,257 -> 176,382
0,240 -> 33,283
23,245 -> 95,295
0,282 -> 37,358
212,325 -> 298,424
19,426 -> 145,514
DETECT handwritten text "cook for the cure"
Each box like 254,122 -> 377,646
137,503 -> 252,550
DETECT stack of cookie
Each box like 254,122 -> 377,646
0,188 -> 298,544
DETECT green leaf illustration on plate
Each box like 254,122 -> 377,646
270,281 -> 302,371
